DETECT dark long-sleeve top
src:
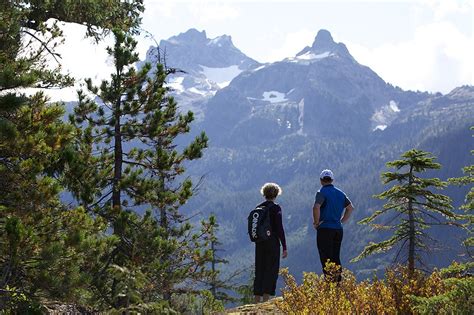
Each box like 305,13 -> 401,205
259,200 -> 287,251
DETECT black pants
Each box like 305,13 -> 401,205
254,237 -> 280,296
317,228 -> 343,281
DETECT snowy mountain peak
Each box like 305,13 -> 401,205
140,29 -> 259,121
156,29 -> 256,69
208,34 -> 233,47
165,29 -> 236,51
295,29 -> 353,61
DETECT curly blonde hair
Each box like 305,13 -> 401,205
260,182 -> 282,200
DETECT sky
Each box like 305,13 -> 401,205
50,0 -> 473,100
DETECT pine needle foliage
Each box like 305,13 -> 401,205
66,29 -> 211,310
352,149 -> 463,274
1,0 -> 147,311
202,214 -> 238,303
0,92 -> 108,311
449,126 -> 474,254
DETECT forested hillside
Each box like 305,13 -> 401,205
177,31 -> 474,282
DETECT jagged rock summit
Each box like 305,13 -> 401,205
153,28 -> 258,71
141,28 -> 259,120
293,29 -> 354,61
203,28 -> 417,145
167,28 -> 207,44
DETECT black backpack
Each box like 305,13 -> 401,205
248,204 -> 273,242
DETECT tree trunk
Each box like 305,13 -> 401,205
159,204 -> 171,301
407,165 -> 415,276
211,238 -> 217,298
112,99 -> 122,212
408,201 -> 415,275
111,80 -> 124,309
160,207 -> 167,230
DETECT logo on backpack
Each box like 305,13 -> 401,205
251,212 -> 260,239
248,205 -> 273,242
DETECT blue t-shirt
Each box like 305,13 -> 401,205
314,184 -> 351,229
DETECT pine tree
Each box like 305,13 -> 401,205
0,92 -> 110,311
67,29 -> 210,309
353,149 -> 462,275
203,214 -> 237,303
1,0 -> 145,310
449,127 -> 474,256
0,0 -> 144,93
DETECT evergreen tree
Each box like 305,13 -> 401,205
0,0 -> 144,93
0,0 -> 145,310
0,92 -> 109,311
202,214 -> 237,303
353,149 -> 462,275
449,126 -> 474,256
67,29 -> 210,310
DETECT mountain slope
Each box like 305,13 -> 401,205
141,28 -> 260,120
204,30 -> 431,146
138,29 -> 473,284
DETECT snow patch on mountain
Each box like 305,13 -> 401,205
262,91 -> 288,103
252,65 -> 267,72
208,37 -> 224,46
188,87 -> 208,96
167,76 -> 185,93
297,98 -> 305,136
373,125 -> 388,131
371,100 -> 400,131
200,65 -> 243,88
285,51 -> 334,65
217,81 -> 231,88
389,100 -> 400,112
297,51 -> 332,60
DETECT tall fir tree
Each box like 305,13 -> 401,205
1,0 -> 145,310
449,127 -> 474,256
353,149 -> 462,275
0,92 -> 109,312
67,29 -> 211,310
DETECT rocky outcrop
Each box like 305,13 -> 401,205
221,298 -> 284,315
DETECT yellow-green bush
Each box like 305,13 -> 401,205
276,262 -> 473,315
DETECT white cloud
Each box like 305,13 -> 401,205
187,1 -> 240,23
347,21 -> 474,93
265,29 -> 315,62
42,23 -> 115,101
144,0 -> 177,18
65,27 -> 114,79
419,0 -> 473,20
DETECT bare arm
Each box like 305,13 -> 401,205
313,203 -> 321,229
341,203 -> 354,224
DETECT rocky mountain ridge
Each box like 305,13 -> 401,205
142,28 -> 259,120
140,28 -> 473,282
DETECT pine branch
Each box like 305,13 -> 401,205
21,30 -> 61,64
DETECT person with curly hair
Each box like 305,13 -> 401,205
253,182 -> 288,303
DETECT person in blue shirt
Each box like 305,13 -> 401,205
313,169 -> 353,281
